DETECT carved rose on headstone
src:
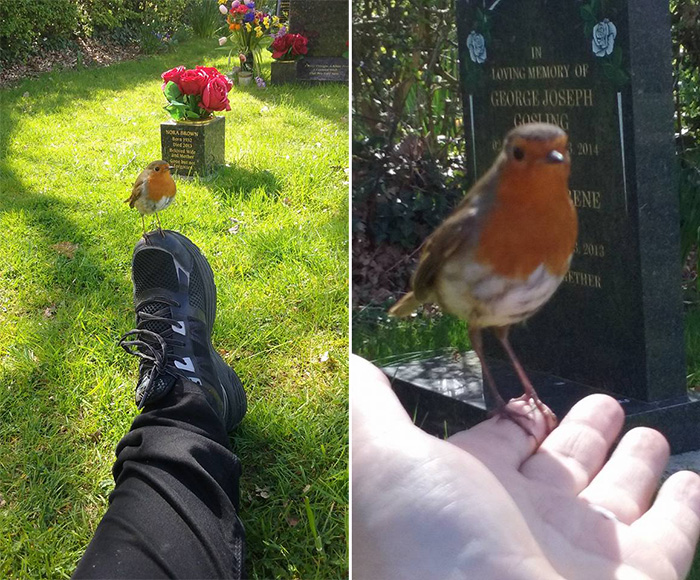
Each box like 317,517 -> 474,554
467,31 -> 487,64
592,19 -> 617,57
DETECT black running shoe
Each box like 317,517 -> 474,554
118,230 -> 246,431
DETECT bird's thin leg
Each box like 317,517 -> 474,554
468,326 -> 507,409
470,325 -> 539,436
141,214 -> 150,243
492,325 -> 557,430
155,212 -> 164,237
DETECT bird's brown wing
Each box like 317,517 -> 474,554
125,171 -> 147,207
412,163 -> 500,302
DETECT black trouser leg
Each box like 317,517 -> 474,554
73,380 -> 245,579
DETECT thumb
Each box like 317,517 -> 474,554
351,355 -> 414,443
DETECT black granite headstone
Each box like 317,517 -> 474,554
386,0 -> 700,452
273,0 -> 348,84
160,116 -> 225,177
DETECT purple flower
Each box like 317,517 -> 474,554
255,76 -> 266,88
243,11 -> 255,21
246,1 -> 255,7
275,25 -> 287,38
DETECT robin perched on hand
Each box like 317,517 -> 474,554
126,160 -> 177,239
390,123 -> 577,434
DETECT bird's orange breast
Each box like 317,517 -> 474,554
146,172 -> 176,201
475,162 -> 578,280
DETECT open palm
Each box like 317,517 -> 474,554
352,356 -> 700,580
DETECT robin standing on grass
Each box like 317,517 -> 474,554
126,160 -> 177,239
390,123 -> 578,434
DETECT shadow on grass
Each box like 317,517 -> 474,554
207,164 -> 281,203
240,79 -> 348,128
0,64 -> 138,576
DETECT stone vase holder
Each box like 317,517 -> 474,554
271,60 -> 301,85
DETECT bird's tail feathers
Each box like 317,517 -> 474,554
389,292 -> 421,317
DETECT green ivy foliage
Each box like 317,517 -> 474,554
0,0 -> 80,59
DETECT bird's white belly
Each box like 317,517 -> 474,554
134,193 -> 174,215
437,261 -> 564,327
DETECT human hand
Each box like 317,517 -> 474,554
351,355 -> 700,580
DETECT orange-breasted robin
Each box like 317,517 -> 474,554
390,123 -> 578,433
125,160 -> 177,239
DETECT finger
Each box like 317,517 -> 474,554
448,397 -> 551,469
579,427 -> 669,524
519,394 -> 624,493
630,470 -> 700,578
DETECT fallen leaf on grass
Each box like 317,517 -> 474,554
319,351 -> 330,363
286,516 -> 299,527
302,484 -> 311,494
52,242 -> 79,258
228,224 -> 240,235
43,305 -> 57,318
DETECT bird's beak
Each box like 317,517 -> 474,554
546,150 -> 566,164
168,165 -> 175,172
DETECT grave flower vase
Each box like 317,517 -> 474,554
160,116 -> 225,177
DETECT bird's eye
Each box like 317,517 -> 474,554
155,166 -> 160,171
513,147 -> 525,161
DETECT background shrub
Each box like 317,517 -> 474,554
0,0 -> 80,60
189,0 -> 223,39
0,0 -> 196,62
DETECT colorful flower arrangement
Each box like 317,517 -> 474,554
161,65 -> 233,121
269,32 -> 308,61
218,0 -> 281,75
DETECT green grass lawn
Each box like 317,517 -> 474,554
0,39 -> 348,579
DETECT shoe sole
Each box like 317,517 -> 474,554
142,230 -> 247,431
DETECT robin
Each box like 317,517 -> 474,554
126,160 -> 177,239
390,123 -> 577,433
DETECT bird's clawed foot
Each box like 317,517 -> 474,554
491,394 -> 558,438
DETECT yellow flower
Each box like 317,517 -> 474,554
245,22 -> 252,32
263,16 -> 269,26
272,15 -> 279,23
255,26 -> 263,37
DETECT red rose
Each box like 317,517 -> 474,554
272,34 -> 308,59
161,65 -> 185,90
195,65 -> 221,80
179,68 -> 209,95
201,75 -> 232,112
289,34 -> 308,57
271,34 -> 292,59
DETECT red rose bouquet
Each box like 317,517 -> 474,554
269,32 -> 308,61
161,65 -> 233,121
